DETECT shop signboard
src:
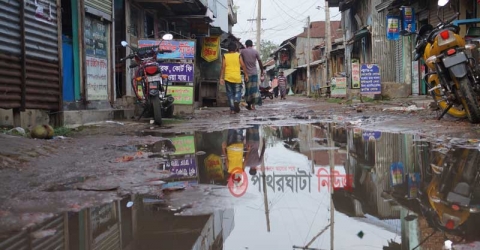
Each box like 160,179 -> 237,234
205,154 -> 224,181
90,203 -> 117,239
165,154 -> 197,177
352,62 -> 360,89
331,77 -> 347,97
362,131 -> 381,140
138,39 -> 196,60
201,36 -> 220,62
170,135 -> 195,155
159,63 -> 194,83
166,86 -> 194,105
360,64 -> 381,95
85,15 -> 109,100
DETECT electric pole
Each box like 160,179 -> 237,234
307,16 -> 311,96
325,0 -> 332,82
246,0 -> 265,86
327,123 -> 335,250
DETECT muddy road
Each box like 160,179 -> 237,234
1,96 -> 480,250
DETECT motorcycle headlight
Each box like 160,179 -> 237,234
430,195 -> 442,203
426,55 -> 438,64
466,44 -> 477,50
470,206 -> 480,213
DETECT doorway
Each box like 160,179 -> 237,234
61,0 -> 74,102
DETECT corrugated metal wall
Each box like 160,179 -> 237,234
0,0 -> 23,109
0,0 -> 61,110
395,39 -> 404,83
92,224 -> 121,250
25,0 -> 61,110
86,0 -> 113,16
0,214 -> 66,250
429,0 -> 458,28
370,0 -> 397,83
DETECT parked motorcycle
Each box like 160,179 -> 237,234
403,0 -> 480,123
419,147 -> 480,233
259,86 -> 274,99
120,33 -> 174,125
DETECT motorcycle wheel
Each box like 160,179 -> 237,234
164,105 -> 174,118
458,77 -> 480,124
151,96 -> 163,125
429,75 -> 467,118
262,95 -> 266,100
269,94 -> 273,99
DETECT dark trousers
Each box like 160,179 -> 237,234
273,86 -> 279,97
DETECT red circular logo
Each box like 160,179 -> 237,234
228,168 -> 248,197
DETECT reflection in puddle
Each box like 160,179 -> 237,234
2,124 -> 480,249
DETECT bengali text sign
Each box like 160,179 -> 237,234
167,86 -> 194,105
159,63 -> 194,83
360,64 -> 381,95
86,56 -> 108,100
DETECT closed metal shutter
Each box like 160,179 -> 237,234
24,0 -> 61,110
429,0 -> 458,28
395,39 -> 404,83
0,0 -> 61,110
92,224 -> 121,250
0,0 -> 22,109
85,0 -> 112,17
0,214 -> 66,250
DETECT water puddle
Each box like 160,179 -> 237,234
2,123 -> 480,249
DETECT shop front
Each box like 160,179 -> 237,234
83,0 -> 115,107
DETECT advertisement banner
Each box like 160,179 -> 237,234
352,62 -> 361,89
138,40 -> 196,60
170,136 -> 195,155
86,56 -> 108,100
331,77 -> 347,97
386,15 -> 400,41
360,64 -> 381,95
401,6 -> 416,33
201,36 -> 220,62
159,63 -> 194,83
166,86 -> 194,105
166,155 -> 197,177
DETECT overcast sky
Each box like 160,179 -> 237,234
232,0 -> 341,46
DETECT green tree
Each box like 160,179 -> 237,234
259,40 -> 278,62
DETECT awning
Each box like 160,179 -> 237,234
346,27 -> 370,45
375,0 -> 394,12
281,68 -> 297,77
265,64 -> 276,72
296,59 -> 325,69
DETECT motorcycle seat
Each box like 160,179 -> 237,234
446,182 -> 471,206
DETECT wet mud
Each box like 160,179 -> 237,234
1,96 -> 480,249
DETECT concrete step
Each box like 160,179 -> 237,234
63,109 -> 135,128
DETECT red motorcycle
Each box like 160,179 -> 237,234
120,34 -> 174,125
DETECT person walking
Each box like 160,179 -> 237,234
220,42 -> 249,114
240,40 -> 264,110
271,76 -> 279,98
278,70 -> 288,100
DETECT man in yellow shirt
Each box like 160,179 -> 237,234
222,128 -> 251,175
220,42 -> 249,114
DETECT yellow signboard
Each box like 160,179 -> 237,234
205,154 -> 224,180
201,36 -> 220,62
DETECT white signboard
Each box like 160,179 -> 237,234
412,60 -> 419,95
86,56 -> 108,100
